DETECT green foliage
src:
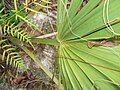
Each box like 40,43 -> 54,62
0,0 -> 32,72
3,22 -> 33,47
57,0 -> 120,90
1,0 -> 120,89
0,0 -> 59,86
0,39 -> 26,70
7,5 -> 27,24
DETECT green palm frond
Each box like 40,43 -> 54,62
58,42 -> 120,90
57,0 -> 120,90
57,0 -> 120,41
0,39 -> 26,70
3,22 -> 33,48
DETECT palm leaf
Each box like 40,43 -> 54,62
58,42 -> 120,89
57,0 -> 120,89
57,0 -> 120,41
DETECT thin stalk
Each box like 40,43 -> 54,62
14,0 -> 17,10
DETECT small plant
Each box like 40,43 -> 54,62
0,0 -> 58,87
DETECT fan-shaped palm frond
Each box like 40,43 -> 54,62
57,0 -> 120,89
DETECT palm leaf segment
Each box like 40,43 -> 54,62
57,0 -> 120,90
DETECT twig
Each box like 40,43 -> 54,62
36,32 -> 57,38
